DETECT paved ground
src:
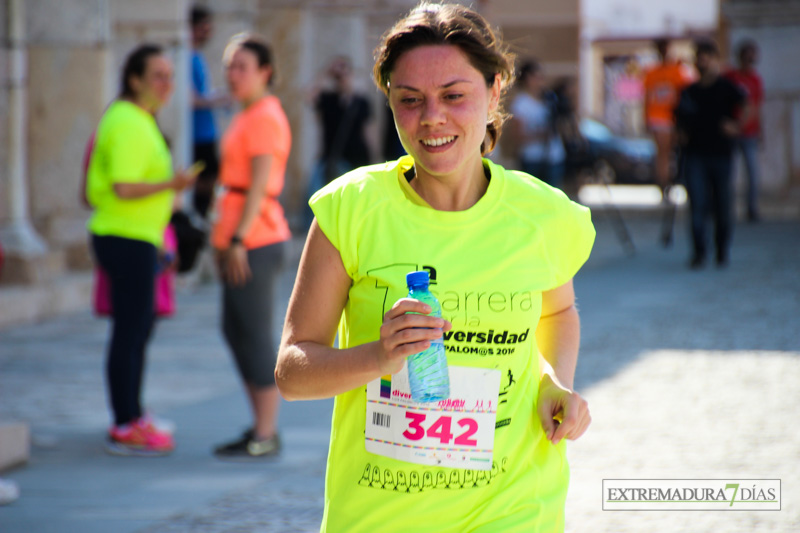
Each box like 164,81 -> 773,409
1,207 -> 798,532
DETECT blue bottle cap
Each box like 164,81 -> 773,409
406,270 -> 429,287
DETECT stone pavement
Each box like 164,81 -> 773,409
1,209 -> 799,532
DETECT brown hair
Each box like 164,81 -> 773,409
736,39 -> 757,61
224,33 -> 275,87
120,44 -> 164,99
694,38 -> 720,58
190,5 -> 211,27
373,2 -> 515,155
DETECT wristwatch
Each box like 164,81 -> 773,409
230,235 -> 243,246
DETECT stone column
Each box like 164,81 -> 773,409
255,5 -> 377,228
24,0 -> 112,273
0,0 -> 49,284
724,0 -> 800,193
203,0 -> 260,135
256,6 -> 318,226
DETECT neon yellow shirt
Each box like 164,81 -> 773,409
87,100 -> 174,247
310,156 -> 595,532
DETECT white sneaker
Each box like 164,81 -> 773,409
0,478 -> 20,505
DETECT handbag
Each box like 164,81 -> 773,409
93,225 -> 177,317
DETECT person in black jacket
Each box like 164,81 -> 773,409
303,56 -> 374,229
310,56 -> 373,184
675,40 -> 747,269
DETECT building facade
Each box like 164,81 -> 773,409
1,0 -> 797,294
0,0 -> 420,288
723,0 -> 800,197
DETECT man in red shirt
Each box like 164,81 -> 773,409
724,40 -> 764,222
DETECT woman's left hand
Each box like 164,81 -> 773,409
537,373 -> 591,445
220,244 -> 251,286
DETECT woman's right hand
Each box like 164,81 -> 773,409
377,298 -> 451,375
170,168 -> 199,191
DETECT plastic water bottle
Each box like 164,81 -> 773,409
406,271 -> 450,403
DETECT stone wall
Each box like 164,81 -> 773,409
724,0 -> 800,192
0,0 -> 417,287
0,0 -> 193,284
25,0 -> 111,270
187,0 -> 415,225
0,0 -> 12,223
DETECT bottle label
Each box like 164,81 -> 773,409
365,365 -> 501,470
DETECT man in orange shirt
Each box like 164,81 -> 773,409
643,39 -> 694,197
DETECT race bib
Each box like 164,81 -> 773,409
365,365 -> 501,471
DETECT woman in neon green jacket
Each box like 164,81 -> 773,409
87,44 -> 197,456
277,3 -> 595,531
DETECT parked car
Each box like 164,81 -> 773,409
578,118 -> 656,185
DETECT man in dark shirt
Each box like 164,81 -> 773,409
312,57 -> 372,184
304,57 -> 373,228
675,40 -> 747,269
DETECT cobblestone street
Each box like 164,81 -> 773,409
1,212 -> 798,532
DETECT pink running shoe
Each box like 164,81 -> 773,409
106,417 -> 175,457
141,412 -> 176,435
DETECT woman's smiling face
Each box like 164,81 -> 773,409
388,45 -> 499,185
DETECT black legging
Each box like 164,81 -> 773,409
92,234 -> 157,426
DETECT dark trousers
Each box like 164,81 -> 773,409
734,137 -> 760,217
92,235 -> 157,426
192,141 -> 220,219
683,153 -> 734,261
